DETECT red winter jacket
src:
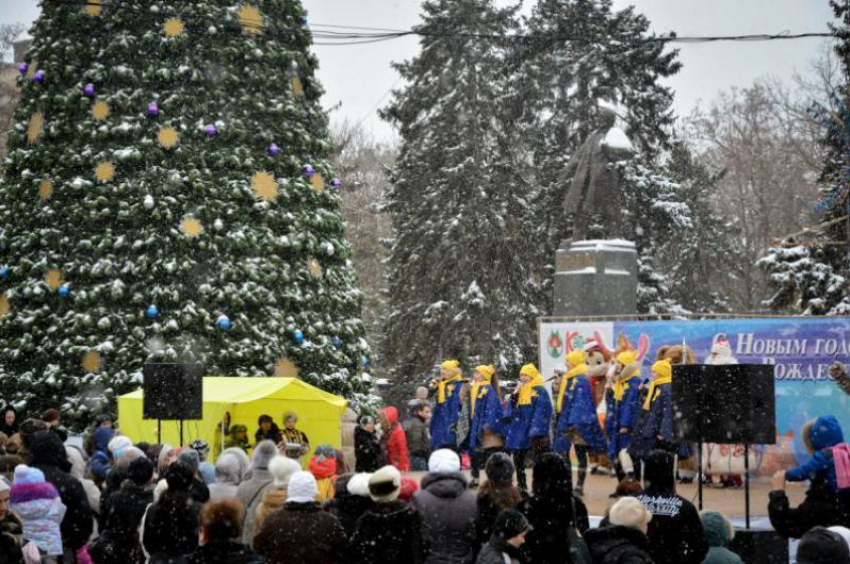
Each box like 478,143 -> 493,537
381,407 -> 410,472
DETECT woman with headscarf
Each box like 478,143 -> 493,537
468,365 -> 505,488
0,406 -> 18,437
505,364 -> 552,492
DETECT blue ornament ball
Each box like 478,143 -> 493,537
217,315 -> 232,331
0,265 -> 8,280
145,305 -> 159,318
362,356 -> 371,369
332,336 -> 342,349
293,329 -> 304,343
58,284 -> 70,297
298,15 -> 308,25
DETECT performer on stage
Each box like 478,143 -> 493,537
505,363 -> 552,492
606,350 -> 642,482
468,364 -> 505,487
629,358 -> 689,468
430,359 -> 464,451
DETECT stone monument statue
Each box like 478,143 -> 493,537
562,105 -> 635,241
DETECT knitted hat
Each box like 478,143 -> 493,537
177,448 -> 200,474
347,473 -> 372,497
368,465 -> 402,502
287,471 -> 318,504
485,452 -> 515,484
797,526 -> 850,563
616,350 -> 637,366
252,440 -> 278,470
128,456 -> 154,486
398,477 -> 419,502
493,508 -> 531,540
269,456 -> 301,488
651,359 -> 672,379
428,449 -> 460,473
107,435 -> 133,456
609,496 -> 652,531
566,350 -> 586,367
13,464 -> 45,485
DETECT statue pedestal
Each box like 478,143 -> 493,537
553,239 -> 638,317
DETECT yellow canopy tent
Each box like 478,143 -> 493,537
117,377 -> 348,462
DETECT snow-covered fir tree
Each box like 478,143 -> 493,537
0,0 -> 371,425
380,0 -> 540,384
758,0 -> 850,315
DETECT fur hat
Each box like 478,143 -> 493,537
287,471 -> 318,504
107,435 -> 133,456
711,333 -> 732,356
609,496 -> 652,531
269,456 -> 301,488
368,465 -> 402,502
347,473 -> 372,497
428,449 -> 460,473
485,452 -> 515,484
252,440 -> 278,470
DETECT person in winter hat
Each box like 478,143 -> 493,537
476,508 -> 530,564
177,447 -> 211,504
628,358 -> 690,463
605,349 -> 643,482
88,425 -> 116,481
379,406 -> 410,472
584,496 -> 654,564
324,473 -> 375,538
785,414 -> 845,492
235,440 -> 277,522
475,452 -> 527,546
141,461 -> 202,563
247,455 -> 300,544
9,464 -> 66,559
505,363 -> 553,491
700,510 -> 743,564
189,439 -> 216,485
0,475 -> 24,564
796,526 -> 850,563
186,498 -> 263,564
768,468 -> 849,539
354,415 -> 383,473
309,445 -> 338,502
430,360 -> 464,451
254,471 -> 348,564
209,451 -> 244,500
351,465 -> 422,563
635,449 -> 708,564
522,453 -> 591,564
412,449 -> 478,563
468,365 -> 505,487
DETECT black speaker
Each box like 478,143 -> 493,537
143,363 -> 204,420
729,528 -> 788,564
672,364 -> 775,444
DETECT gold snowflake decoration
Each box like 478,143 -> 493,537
38,179 -> 53,200
92,100 -> 110,121
45,269 -> 64,290
157,126 -> 179,149
164,18 -> 185,38
95,161 -> 115,182
27,112 -> 44,144
275,358 -> 298,377
310,173 -> 325,193
237,4 -> 264,34
307,258 -> 323,279
0,293 -> 9,319
84,0 -> 102,16
25,61 -> 37,79
180,216 -> 203,237
291,76 -> 304,98
82,350 -> 102,373
251,171 -> 278,201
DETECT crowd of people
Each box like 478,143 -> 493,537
0,351 -> 849,563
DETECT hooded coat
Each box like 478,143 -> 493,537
562,373 -> 607,453
354,425 -> 383,473
505,383 -> 552,451
381,407 -> 410,472
583,525 -> 655,564
768,476 -> 849,538
254,501 -> 348,564
91,479 -> 153,564
411,472 -> 478,563
9,479 -> 66,556
605,371 -> 642,460
208,452 -> 243,500
701,511 -> 743,564
28,431 -> 94,552
786,415 -> 845,491
469,383 -> 504,450
431,379 -> 463,450
65,445 -> 101,517
351,500 -> 422,564
635,450 -> 708,564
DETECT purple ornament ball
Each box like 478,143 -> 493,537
147,102 -> 159,117
83,83 -> 96,97
33,70 -> 45,83
203,124 -> 217,137
331,178 -> 341,188
303,164 -> 315,176
268,143 -> 280,156
17,62 -> 28,75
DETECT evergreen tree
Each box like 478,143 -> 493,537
0,0 -> 370,425
380,0 -> 539,385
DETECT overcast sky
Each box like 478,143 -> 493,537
0,0 -> 837,141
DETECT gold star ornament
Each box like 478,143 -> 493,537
84,0 -> 102,16
275,358 -> 298,378
27,113 -> 44,144
0,293 -> 9,319
92,100 -> 110,121
164,18 -> 185,38
251,171 -> 278,201
82,350 -> 102,373
157,126 -> 179,149
310,173 -> 325,193
180,216 -> 203,237
95,161 -> 115,182
307,258 -> 323,279
39,179 -> 53,200
237,4 -> 264,34
291,76 -> 304,98
45,269 -> 64,290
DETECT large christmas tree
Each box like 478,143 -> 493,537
0,0 -> 371,425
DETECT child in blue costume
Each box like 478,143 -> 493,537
430,359 -> 464,451
606,350 -> 643,481
505,363 -> 552,491
554,350 -> 607,496
468,364 -> 505,487
629,358 -> 689,467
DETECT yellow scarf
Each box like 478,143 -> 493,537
438,373 -> 462,404
518,364 -> 544,405
614,376 -> 636,402
642,375 -> 672,410
471,365 -> 494,417
557,363 -> 587,414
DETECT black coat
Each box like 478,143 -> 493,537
91,480 -> 153,564
584,525 -> 655,564
635,451 -> 708,564
254,501 -> 348,564
768,477 -> 850,538
354,427 -> 383,473
475,488 -> 528,547
0,511 -> 24,564
186,541 -> 264,564
324,494 -> 375,539
351,500 -> 422,564
412,472 -> 478,564
142,492 -> 201,562
28,431 -> 93,552
475,535 -> 524,564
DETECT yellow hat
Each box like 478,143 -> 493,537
475,365 -> 495,380
440,359 -> 460,371
566,350 -> 586,367
519,363 -> 541,380
616,350 -> 637,366
651,359 -> 672,379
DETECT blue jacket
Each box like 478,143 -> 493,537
786,414 -> 844,491
565,375 -> 607,453
430,380 -> 463,449
605,376 -> 642,459
505,386 -> 552,451
469,384 -> 504,449
629,382 -> 688,459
